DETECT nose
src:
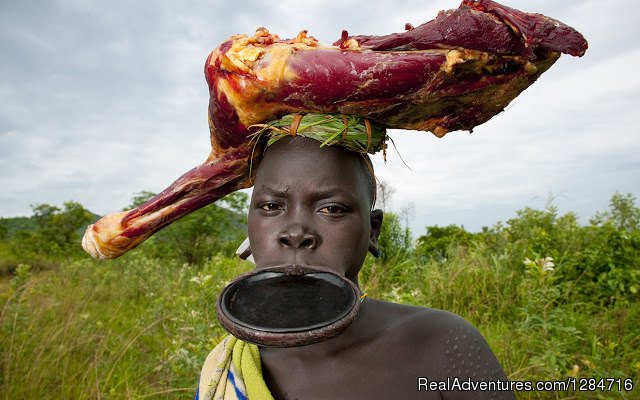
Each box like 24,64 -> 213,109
278,226 -> 319,250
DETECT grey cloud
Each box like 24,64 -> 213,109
1,0 -> 637,240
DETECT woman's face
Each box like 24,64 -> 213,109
247,136 -> 381,282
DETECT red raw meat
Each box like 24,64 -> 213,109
82,0 -> 587,259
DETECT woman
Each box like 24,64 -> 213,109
198,134 -> 514,400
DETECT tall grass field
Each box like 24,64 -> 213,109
1,193 -> 638,399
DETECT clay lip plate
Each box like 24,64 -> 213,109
216,265 -> 362,347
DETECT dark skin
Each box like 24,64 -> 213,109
247,136 -> 515,400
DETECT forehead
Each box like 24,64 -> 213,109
253,137 -> 371,201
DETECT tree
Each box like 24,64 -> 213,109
0,218 -> 8,241
219,192 -> 249,215
6,202 -> 95,267
416,224 -> 473,262
126,191 -> 249,264
399,202 -> 415,251
579,193 -> 640,304
30,201 -> 94,251
376,180 -> 396,211
125,191 -> 157,210
591,193 -> 640,232
32,204 -> 61,229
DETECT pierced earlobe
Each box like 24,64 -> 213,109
368,240 -> 381,258
236,237 -> 254,263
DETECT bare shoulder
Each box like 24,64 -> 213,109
367,298 -> 486,344
365,299 -> 515,400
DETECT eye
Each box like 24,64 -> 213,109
258,202 -> 282,212
318,205 -> 348,214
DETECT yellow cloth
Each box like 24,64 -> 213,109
197,335 -> 274,400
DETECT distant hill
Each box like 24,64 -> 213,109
1,206 -> 246,239
0,216 -> 38,239
0,212 -> 101,240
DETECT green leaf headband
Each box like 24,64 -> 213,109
250,113 -> 387,157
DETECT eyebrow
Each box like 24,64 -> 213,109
255,185 -> 358,202
309,188 -> 356,201
255,185 -> 290,197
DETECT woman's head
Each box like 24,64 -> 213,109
247,136 -> 383,283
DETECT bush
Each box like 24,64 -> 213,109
1,192 -> 639,399
0,202 -> 94,273
127,192 -> 249,264
416,224 -> 475,262
376,212 -> 413,264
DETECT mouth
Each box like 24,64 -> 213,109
253,254 -> 347,276
216,264 -> 362,347
254,261 -> 313,271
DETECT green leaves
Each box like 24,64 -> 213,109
251,113 -> 387,155
377,212 -> 413,263
1,202 -> 95,272
591,193 -> 640,232
416,224 -> 474,262
130,192 -> 249,265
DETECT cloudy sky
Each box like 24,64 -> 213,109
1,0 -> 638,236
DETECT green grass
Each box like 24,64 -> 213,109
1,251 -> 638,399
360,245 -> 639,400
0,255 -> 252,399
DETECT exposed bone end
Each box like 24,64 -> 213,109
82,224 -> 107,260
81,210 -> 146,260
81,145 -> 258,260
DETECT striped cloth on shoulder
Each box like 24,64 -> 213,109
196,335 -> 274,400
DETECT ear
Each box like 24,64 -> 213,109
369,209 -> 383,244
